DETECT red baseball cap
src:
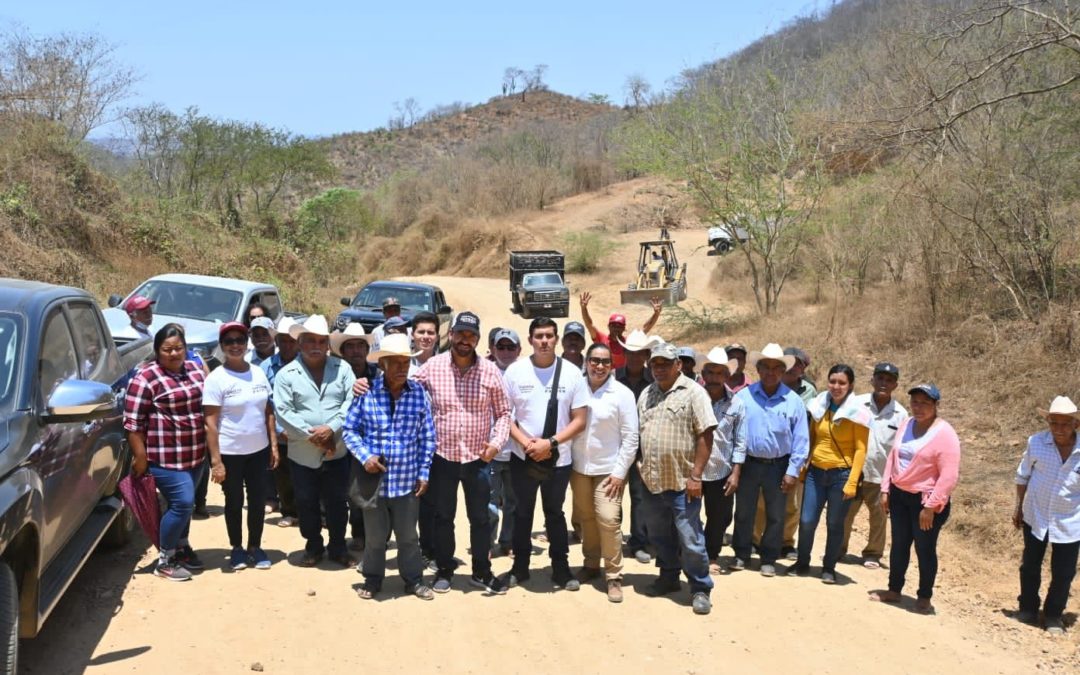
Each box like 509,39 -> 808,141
123,295 -> 155,312
608,313 -> 627,326
218,321 -> 249,341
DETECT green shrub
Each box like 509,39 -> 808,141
562,231 -> 614,273
292,188 -> 379,250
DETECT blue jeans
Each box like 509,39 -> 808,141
642,489 -> 713,595
149,462 -> 207,554
509,457 -> 572,580
290,457 -> 350,558
430,454 -> 492,579
626,464 -> 649,552
889,486 -> 951,599
797,466 -> 853,573
733,456 -> 788,564
361,494 -> 424,590
489,460 -> 516,549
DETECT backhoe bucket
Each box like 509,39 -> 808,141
620,286 -> 680,307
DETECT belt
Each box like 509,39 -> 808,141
745,454 -> 790,465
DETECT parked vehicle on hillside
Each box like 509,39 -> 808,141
707,223 -> 751,255
104,274 -> 293,364
336,281 -> 453,347
509,250 -> 570,318
0,279 -> 153,673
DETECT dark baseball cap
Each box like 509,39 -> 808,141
564,321 -> 586,339
908,383 -> 941,401
451,311 -> 481,335
783,347 -> 810,366
724,342 -> 747,355
874,362 -> 900,377
382,296 -> 401,308
383,316 -> 409,333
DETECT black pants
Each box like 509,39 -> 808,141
509,456 -> 571,580
419,491 -> 435,559
194,456 -> 210,508
221,449 -> 270,549
627,463 -> 649,552
1019,523 -> 1079,619
273,441 -> 296,518
430,454 -> 492,579
888,486 -> 950,599
290,456 -> 350,558
703,474 -> 734,560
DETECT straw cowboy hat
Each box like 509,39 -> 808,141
367,333 -> 421,362
747,343 -> 796,370
703,347 -> 739,374
288,314 -> 331,340
275,315 -> 298,338
1039,396 -> 1080,420
618,329 -> 662,352
330,322 -> 372,356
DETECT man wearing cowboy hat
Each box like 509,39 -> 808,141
343,333 -> 436,600
699,347 -> 746,571
413,311 -> 513,595
1014,396 -> 1080,636
636,342 -> 717,615
272,315 -> 357,568
262,316 -> 301,527
730,344 -> 810,577
579,291 -> 663,370
616,329 -> 661,564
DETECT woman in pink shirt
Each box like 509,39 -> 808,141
870,383 -> 960,614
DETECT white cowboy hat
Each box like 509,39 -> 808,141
618,329 -> 662,353
702,346 -> 739,374
367,333 -> 421,362
747,343 -> 796,370
1039,396 -> 1080,420
330,322 -> 373,356
288,314 -> 331,340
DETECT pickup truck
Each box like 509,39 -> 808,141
103,273 -> 291,363
335,280 -> 453,348
707,224 -> 751,255
0,279 -> 152,673
509,250 -> 570,318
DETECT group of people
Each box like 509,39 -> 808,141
119,292 -> 1078,632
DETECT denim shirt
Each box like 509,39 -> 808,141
272,356 -> 355,469
734,382 -> 810,478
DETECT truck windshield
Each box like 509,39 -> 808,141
351,287 -> 433,312
523,273 -> 562,287
131,281 -> 243,323
0,314 -> 18,410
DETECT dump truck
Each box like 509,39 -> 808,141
620,232 -> 687,307
509,251 -> 570,318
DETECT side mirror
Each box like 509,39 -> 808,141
439,305 -> 452,315
340,297 -> 352,307
43,379 -> 116,423
107,294 -> 123,308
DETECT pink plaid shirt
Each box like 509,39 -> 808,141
123,360 -> 207,470
414,352 -> 512,463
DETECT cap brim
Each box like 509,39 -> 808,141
1038,408 -> 1080,420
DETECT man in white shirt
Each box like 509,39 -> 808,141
1014,396 -> 1080,636
500,317 -> 588,591
841,362 -> 907,568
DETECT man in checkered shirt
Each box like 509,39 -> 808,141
413,311 -> 512,595
343,333 -> 437,600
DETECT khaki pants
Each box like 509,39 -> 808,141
841,481 -> 886,559
570,471 -> 624,580
753,481 -> 802,550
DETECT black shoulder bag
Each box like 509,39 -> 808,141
525,357 -> 562,482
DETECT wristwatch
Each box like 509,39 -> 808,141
548,436 -> 559,451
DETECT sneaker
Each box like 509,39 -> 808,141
432,576 -> 452,594
691,592 -> 712,615
424,557 -> 439,573
1045,616 -> 1065,636
728,558 -> 747,572
229,546 -> 248,571
502,570 -> 529,588
249,547 -> 271,570
607,580 -> 623,603
633,549 -> 652,564
277,516 -> 296,528
760,564 -> 777,578
1015,609 -> 1038,625
786,563 -> 811,576
645,577 -> 682,596
175,546 -> 205,571
154,558 -> 193,582
821,571 -> 837,585
781,547 -> 797,561
469,573 -> 507,595
192,505 -> 210,520
408,584 -> 435,601
553,575 -> 581,592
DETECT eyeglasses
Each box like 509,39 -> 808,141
221,337 -> 248,346
587,357 -> 613,366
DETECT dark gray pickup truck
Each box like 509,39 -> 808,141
0,280 -> 151,673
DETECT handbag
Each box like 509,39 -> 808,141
525,357 -> 562,482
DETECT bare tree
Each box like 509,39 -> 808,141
623,74 -> 652,109
502,67 -> 524,96
0,28 -> 138,140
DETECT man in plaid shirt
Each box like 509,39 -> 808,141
344,333 -> 437,600
413,311 -> 512,595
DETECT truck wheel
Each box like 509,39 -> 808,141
101,505 -> 133,548
713,240 -> 731,254
0,562 -> 18,675
521,305 -> 532,320
512,296 -> 522,314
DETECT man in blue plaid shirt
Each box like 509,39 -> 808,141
343,334 -> 437,601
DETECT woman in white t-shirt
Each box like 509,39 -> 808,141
204,322 -> 279,571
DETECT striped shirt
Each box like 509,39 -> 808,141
413,352 -> 512,463
703,392 -> 746,482
637,375 -> 717,493
123,360 -> 207,470
343,376 -> 436,499
1016,430 -> 1080,543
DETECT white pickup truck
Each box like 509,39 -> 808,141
707,224 -> 751,255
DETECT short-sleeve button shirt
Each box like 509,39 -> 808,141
637,374 -> 718,493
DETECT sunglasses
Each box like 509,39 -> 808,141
221,336 -> 248,346
588,357 -> 613,366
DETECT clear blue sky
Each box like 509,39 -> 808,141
2,1 -> 820,138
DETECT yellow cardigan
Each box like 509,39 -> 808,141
809,411 -> 868,497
